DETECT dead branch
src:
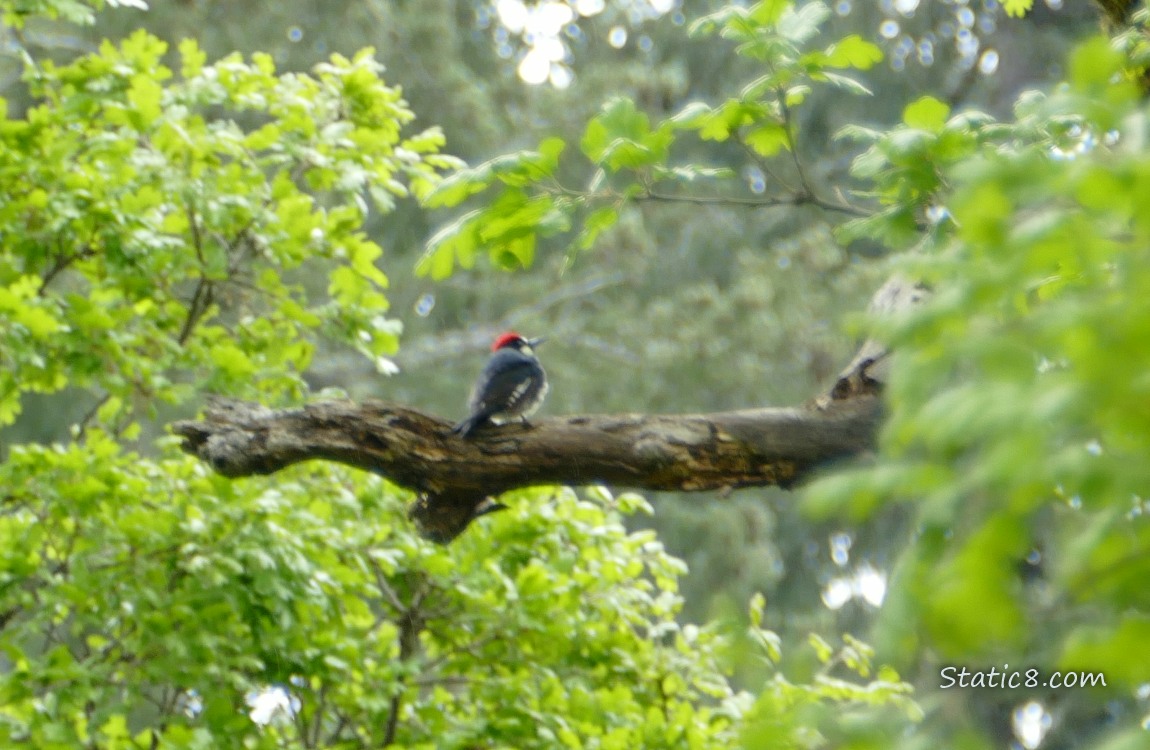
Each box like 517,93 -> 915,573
171,276 -> 925,542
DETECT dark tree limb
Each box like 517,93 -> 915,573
171,277 -> 925,542
173,395 -> 881,541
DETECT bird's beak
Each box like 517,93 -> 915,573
527,337 -> 546,348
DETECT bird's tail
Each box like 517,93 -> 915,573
451,414 -> 486,438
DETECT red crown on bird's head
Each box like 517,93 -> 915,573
491,331 -> 526,351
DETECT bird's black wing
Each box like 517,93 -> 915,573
470,351 -> 545,418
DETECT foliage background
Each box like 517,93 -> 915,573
1,0 -> 1147,748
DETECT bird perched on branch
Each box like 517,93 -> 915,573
452,332 -> 548,438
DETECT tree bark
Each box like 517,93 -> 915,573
171,277 -> 925,542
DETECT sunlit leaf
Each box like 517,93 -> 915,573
902,96 -> 950,132
824,34 -> 884,70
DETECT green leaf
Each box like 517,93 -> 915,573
1069,36 -> 1124,90
581,98 -> 651,163
902,96 -> 951,132
425,165 -> 493,208
210,342 -> 256,378
417,210 -> 481,279
669,101 -> 713,129
744,123 -> 789,157
785,84 -> 810,106
696,100 -> 761,141
808,633 -> 834,663
688,6 -> 750,37
478,190 -> 546,241
599,138 -> 656,171
1002,0 -> 1034,18
178,38 -> 206,79
0,277 -> 62,338
575,205 -> 619,251
668,165 -> 736,181
777,1 -> 830,45
127,72 -> 163,128
824,34 -> 884,70
750,0 -> 791,26
817,71 -> 873,96
491,234 -> 536,271
245,123 -> 281,150
1060,614 -> 1150,687
536,136 -> 566,174
748,592 -> 766,628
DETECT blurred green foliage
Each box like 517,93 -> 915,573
4,433 -> 779,747
0,1 -> 930,748
416,2 -> 884,278
805,8 -> 1150,749
3,0 -> 1146,747
0,26 -> 457,431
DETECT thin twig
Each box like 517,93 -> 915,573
777,85 -> 816,198
176,276 -> 214,346
382,694 -> 402,747
410,674 -> 472,687
640,189 -> 869,217
392,273 -> 627,369
175,197 -> 218,347
186,199 -> 205,265
419,631 -> 503,674
75,392 -> 112,440
0,607 -> 20,630
740,140 -> 800,194
324,713 -> 348,746
640,190 -> 806,207
309,683 -> 328,748
38,242 -> 94,296
367,557 -> 407,614
382,576 -> 427,747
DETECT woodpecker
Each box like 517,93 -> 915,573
452,332 -> 548,438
